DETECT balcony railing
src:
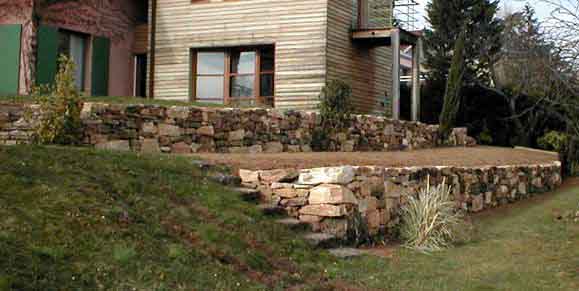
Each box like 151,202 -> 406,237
353,0 -> 395,30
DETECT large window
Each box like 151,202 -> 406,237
58,30 -> 88,91
192,46 -> 275,105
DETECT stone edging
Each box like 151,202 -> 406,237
238,161 -> 562,240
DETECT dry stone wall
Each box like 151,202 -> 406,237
239,162 -> 562,240
0,102 -> 475,152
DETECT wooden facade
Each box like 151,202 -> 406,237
150,0 -> 402,114
152,0 -> 328,110
327,0 -> 393,114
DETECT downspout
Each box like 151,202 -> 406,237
148,0 -> 157,99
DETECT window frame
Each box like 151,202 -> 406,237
191,45 -> 275,106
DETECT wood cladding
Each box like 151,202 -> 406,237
152,0 -> 394,114
153,0 -> 328,110
327,0 -> 392,114
134,23 -> 148,54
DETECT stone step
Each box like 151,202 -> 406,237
303,232 -> 340,249
327,248 -> 366,259
231,187 -> 261,201
257,203 -> 286,216
274,218 -> 310,231
209,173 -> 241,186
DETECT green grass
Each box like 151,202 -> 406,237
1,145 -> 579,290
0,95 -> 226,107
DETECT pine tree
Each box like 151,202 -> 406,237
439,31 -> 466,138
424,0 -> 502,85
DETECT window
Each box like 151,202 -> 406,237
58,30 -> 88,91
192,46 -> 275,106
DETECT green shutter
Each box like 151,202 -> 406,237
0,25 -> 22,96
36,25 -> 59,87
91,36 -> 110,96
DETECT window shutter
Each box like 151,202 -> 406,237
0,24 -> 21,96
36,25 -> 59,87
91,36 -> 110,96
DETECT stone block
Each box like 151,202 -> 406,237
264,142 -> 284,153
172,142 -> 192,154
197,126 -> 215,136
248,145 -> 263,154
298,166 -> 355,185
471,195 -> 484,212
140,139 -> 160,153
167,106 -> 190,119
158,124 -> 181,137
281,197 -> 308,207
141,122 -> 157,134
229,129 -> 245,141
239,169 -> 259,183
309,184 -> 358,205
260,169 -> 299,183
299,214 -> 323,223
299,204 -> 347,217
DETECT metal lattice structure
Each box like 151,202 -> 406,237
394,0 -> 419,31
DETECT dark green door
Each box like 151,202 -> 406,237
36,25 -> 59,87
91,36 -> 110,96
0,24 -> 22,96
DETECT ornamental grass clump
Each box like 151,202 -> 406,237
400,177 -> 463,252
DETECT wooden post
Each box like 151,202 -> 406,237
391,29 -> 400,120
411,37 -> 422,122
358,0 -> 369,29
147,0 -> 157,99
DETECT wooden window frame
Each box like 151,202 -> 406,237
191,45 -> 275,106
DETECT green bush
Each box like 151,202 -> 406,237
312,80 -> 353,151
30,55 -> 84,145
400,177 -> 464,252
538,131 -> 568,152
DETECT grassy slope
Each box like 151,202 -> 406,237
1,146 -> 578,290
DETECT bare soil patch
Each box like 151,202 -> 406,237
195,146 -> 559,171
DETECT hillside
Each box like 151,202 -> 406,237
1,146 -> 579,290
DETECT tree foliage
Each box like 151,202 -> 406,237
424,0 -> 503,85
439,32 -> 466,138
31,55 -> 84,145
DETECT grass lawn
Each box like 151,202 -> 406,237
1,145 -> 578,290
0,95 -> 227,108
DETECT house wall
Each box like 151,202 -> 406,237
0,0 -> 33,95
327,0 -> 393,115
39,0 -> 140,97
153,0 -> 328,110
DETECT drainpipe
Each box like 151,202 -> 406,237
148,0 -> 157,99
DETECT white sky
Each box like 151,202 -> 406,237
412,0 -> 555,29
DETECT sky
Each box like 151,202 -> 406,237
412,0 -> 555,29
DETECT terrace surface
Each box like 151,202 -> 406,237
196,146 -> 559,170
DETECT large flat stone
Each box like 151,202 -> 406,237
309,184 -> 358,205
299,204 -> 347,217
260,169 -> 299,183
158,124 -> 181,137
239,169 -> 259,183
298,166 -> 355,185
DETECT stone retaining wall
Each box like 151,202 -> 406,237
0,102 -> 475,152
239,162 -> 562,240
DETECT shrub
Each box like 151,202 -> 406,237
312,80 -> 353,151
31,54 -> 84,145
400,177 -> 463,252
538,131 -> 568,152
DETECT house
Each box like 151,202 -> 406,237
0,0 -> 422,121
0,0 -> 148,97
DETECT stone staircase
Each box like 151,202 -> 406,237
227,184 -> 365,256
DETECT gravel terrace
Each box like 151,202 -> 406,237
194,146 -> 559,171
